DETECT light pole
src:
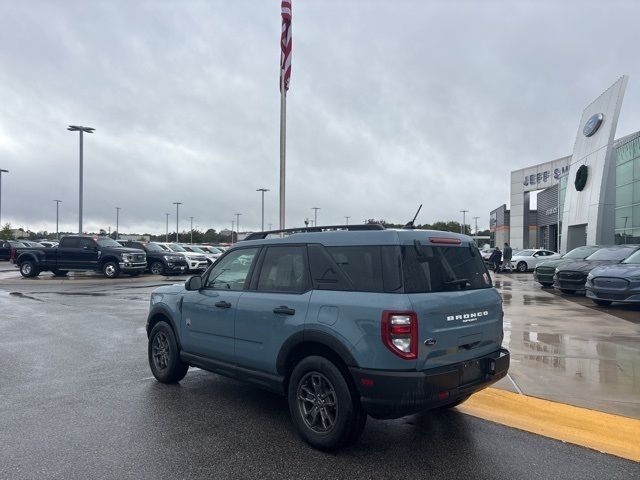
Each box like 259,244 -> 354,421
268,223 -> 272,231
312,207 -> 320,227
67,125 -> 95,233
345,216 -> 350,225
0,169 -> 8,227
460,210 -> 469,235
173,202 -> 182,242
165,213 -> 170,242
473,216 -> 480,246
54,200 -> 62,240
235,213 -> 241,241
115,207 -> 120,239
189,216 -> 194,244
231,220 -> 235,243
257,188 -> 269,231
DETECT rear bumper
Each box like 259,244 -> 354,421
350,348 -> 510,419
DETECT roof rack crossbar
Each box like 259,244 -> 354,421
243,224 -> 385,241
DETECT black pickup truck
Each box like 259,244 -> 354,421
15,235 -> 147,278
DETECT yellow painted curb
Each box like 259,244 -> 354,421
456,388 -> 640,462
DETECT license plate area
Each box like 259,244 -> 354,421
460,359 -> 483,385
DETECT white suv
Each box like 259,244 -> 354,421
157,243 -> 208,272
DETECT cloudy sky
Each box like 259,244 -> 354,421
1,0 -> 639,235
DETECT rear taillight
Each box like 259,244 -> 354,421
381,311 -> 418,360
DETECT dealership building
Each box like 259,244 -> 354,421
490,76 -> 640,253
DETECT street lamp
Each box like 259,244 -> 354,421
67,125 -> 95,233
312,207 -> 320,227
235,213 -> 241,241
231,220 -> 235,243
173,202 -> 182,242
189,216 -> 194,244
460,210 -> 469,235
164,213 -> 170,242
115,207 -> 121,240
473,216 -> 480,245
54,200 -> 62,240
257,188 -> 269,231
0,168 -> 8,227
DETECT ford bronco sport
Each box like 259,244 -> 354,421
146,225 -> 509,450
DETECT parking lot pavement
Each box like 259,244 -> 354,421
492,272 -> 640,419
1,286 -> 638,479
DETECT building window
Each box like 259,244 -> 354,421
615,136 -> 640,244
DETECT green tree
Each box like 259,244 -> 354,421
0,223 -> 13,240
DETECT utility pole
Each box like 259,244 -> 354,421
165,213 -> 170,242
115,207 -> 120,240
173,202 -> 182,242
54,200 -> 62,240
231,220 -> 235,243
190,216 -> 194,244
257,188 -> 269,231
460,210 -> 469,235
473,216 -> 480,246
312,207 -> 320,227
345,216 -> 350,225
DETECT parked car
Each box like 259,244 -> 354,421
554,245 -> 640,294
480,247 -> 496,265
1,240 -> 29,261
197,245 -> 224,259
15,235 -> 147,278
38,241 -> 59,248
585,249 -> 640,305
533,245 -> 602,287
156,243 -> 208,272
20,240 -> 45,248
180,245 -> 218,265
117,240 -> 188,275
145,226 -> 509,450
509,249 -> 561,272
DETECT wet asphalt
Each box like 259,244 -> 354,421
0,268 -> 639,479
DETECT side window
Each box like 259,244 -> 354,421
79,238 -> 94,249
60,237 -> 80,248
204,248 -> 258,291
257,246 -> 309,293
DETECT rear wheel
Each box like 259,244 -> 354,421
593,299 -> 612,307
148,321 -> 189,383
19,260 -> 39,278
560,289 -> 576,294
102,261 -> 120,279
150,261 -> 165,275
517,261 -> 528,272
288,356 -> 366,450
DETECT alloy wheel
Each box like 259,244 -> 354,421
297,372 -> 338,433
152,332 -> 170,371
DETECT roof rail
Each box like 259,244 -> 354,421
243,224 -> 385,241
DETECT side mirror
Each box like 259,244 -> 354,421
185,275 -> 202,291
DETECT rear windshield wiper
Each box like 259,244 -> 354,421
444,278 -> 470,287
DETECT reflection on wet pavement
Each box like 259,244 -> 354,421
494,272 -> 640,418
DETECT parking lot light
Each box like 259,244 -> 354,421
312,207 -> 320,227
115,207 -> 121,240
67,125 -> 95,234
0,168 -> 8,227
190,216 -> 194,244
173,202 -> 182,242
235,213 -> 241,241
165,213 -> 170,242
54,200 -> 62,240
257,188 -> 269,231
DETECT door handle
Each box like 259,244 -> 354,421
273,306 -> 295,315
215,301 -> 232,309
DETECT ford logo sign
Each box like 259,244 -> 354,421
583,113 -> 604,137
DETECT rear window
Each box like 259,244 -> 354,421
402,245 -> 491,293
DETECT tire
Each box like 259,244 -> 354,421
148,321 -> 189,383
288,356 -> 366,451
51,269 -> 68,277
150,261 -> 165,276
19,260 -> 39,278
517,261 -> 528,272
437,395 -> 470,409
560,289 -> 576,294
102,260 -> 120,279
593,299 -> 612,307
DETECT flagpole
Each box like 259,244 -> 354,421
279,74 -> 286,230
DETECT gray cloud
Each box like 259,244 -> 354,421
1,0 -> 639,234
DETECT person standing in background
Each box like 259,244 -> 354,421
502,243 -> 513,273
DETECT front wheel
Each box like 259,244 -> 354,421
517,261 -> 528,272
148,321 -> 189,383
102,261 -> 120,279
150,261 -> 165,276
288,356 -> 366,451
593,299 -> 612,307
19,260 -> 40,278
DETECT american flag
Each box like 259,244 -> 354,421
280,0 -> 292,92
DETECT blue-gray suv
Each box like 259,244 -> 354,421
146,226 -> 509,450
